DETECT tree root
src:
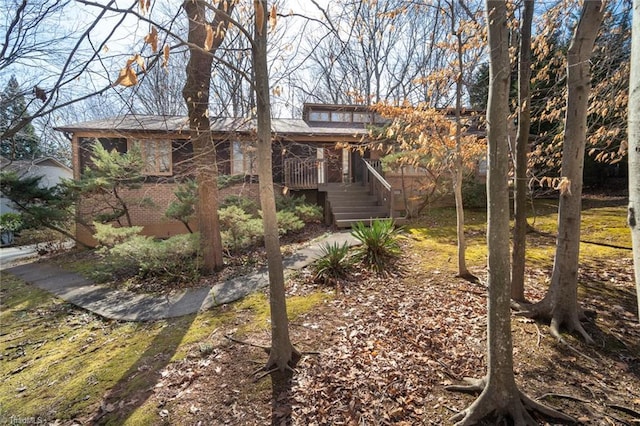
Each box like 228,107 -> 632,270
538,393 -> 590,403
447,377 -> 577,426
456,271 -> 481,284
607,403 -> 640,419
512,302 -> 595,346
254,360 -> 298,382
225,334 -> 271,354
444,376 -> 485,393
224,335 -> 303,383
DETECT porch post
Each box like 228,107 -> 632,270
317,147 -> 325,185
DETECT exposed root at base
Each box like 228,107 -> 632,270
456,272 -> 481,285
252,347 -> 302,383
446,377 -> 577,426
512,302 -> 595,346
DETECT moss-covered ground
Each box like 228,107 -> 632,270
0,272 -> 329,425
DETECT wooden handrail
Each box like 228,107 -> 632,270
362,158 -> 393,217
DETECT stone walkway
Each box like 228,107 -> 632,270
3,232 -> 358,322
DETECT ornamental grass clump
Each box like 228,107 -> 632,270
351,219 -> 402,275
312,241 -> 354,285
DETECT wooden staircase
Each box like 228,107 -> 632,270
323,183 -> 392,228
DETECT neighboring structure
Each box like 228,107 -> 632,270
0,156 -> 73,215
57,104 -> 410,246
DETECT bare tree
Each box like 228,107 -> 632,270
253,0 -> 300,378
1,0 -> 70,72
629,0 -> 640,322
132,57 -> 188,116
512,0 -> 535,302
1,0 -> 148,142
447,3 -> 575,424
447,0 -> 483,282
297,1 -> 446,105
518,0 -> 605,344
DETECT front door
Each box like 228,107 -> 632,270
325,147 -> 343,183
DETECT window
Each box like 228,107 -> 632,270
308,111 -> 330,121
232,141 -> 256,175
353,112 -> 372,123
331,111 -> 351,122
130,139 -> 172,176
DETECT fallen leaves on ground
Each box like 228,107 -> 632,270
149,242 -> 639,425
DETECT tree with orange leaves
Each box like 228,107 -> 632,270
371,102 -> 485,282
370,0 -> 486,282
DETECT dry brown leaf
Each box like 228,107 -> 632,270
144,26 -> 158,52
113,66 -> 137,87
204,24 -> 214,51
554,176 -> 572,196
162,44 -> 170,69
132,53 -> 146,72
269,4 -> 277,31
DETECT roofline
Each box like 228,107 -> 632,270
0,156 -> 72,173
56,115 -> 370,140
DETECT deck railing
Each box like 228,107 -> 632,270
284,158 -> 325,189
362,158 -> 393,218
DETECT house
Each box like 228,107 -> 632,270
0,156 -> 73,215
56,104 -> 416,246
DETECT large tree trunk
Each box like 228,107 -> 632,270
182,0 -> 232,273
523,1 -> 604,343
448,3 -> 575,424
253,0 -> 299,374
511,0 -> 534,302
629,0 -> 640,323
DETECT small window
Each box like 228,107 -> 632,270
309,111 -> 330,121
232,141 -> 256,175
331,111 -> 351,122
130,139 -> 172,176
353,112 -> 372,123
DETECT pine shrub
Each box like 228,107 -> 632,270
294,204 -> 323,222
219,205 -> 263,251
275,210 -> 305,235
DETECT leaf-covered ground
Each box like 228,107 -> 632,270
1,197 -> 639,425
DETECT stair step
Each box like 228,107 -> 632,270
327,191 -> 374,200
335,217 -> 393,228
321,183 -> 368,192
333,211 -> 389,221
330,205 -> 387,214
329,199 -> 379,207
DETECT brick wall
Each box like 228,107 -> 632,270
75,181 -> 266,247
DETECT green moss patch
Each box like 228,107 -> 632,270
0,274 -> 234,424
235,291 -> 332,333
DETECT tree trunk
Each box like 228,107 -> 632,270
182,0 -> 232,273
511,0 -> 534,302
253,5 -> 300,423
253,0 -> 299,374
448,3 -> 575,424
525,1 -> 604,343
629,0 -> 640,323
452,5 -> 474,282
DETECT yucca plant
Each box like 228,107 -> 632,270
312,241 -> 353,285
351,219 -> 402,274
